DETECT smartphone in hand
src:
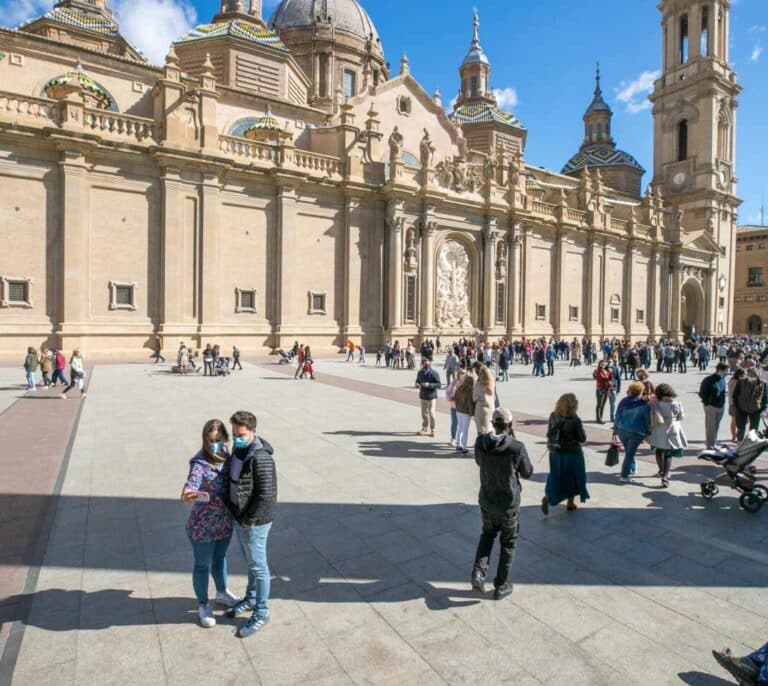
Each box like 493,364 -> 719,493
193,492 -> 210,503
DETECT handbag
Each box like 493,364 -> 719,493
605,437 -> 621,467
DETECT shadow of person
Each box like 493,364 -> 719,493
677,670 -> 734,685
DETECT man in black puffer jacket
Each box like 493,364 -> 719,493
225,410 -> 277,638
471,407 -> 533,600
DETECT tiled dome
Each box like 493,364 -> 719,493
269,0 -> 380,44
562,145 -> 645,175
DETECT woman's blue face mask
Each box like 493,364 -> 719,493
208,442 -> 223,454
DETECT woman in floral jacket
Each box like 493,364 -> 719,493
181,419 -> 239,627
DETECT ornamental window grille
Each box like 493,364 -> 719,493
405,275 -> 417,323
496,283 -> 506,324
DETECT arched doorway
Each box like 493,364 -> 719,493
435,239 -> 474,332
681,278 -> 705,337
748,315 -> 763,335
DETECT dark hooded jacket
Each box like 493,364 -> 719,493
227,437 -> 277,526
474,432 -> 533,514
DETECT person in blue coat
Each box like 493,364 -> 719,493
614,381 -> 652,482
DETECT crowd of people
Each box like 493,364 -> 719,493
175,342 -> 242,376
21,346 -> 87,399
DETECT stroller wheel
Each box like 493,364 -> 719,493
701,483 -> 719,499
739,491 -> 764,514
751,484 -> 768,501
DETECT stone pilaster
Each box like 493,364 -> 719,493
584,232 -> 597,338
343,196 -> 362,337
274,183 -> 297,343
669,248 -> 682,338
507,228 -> 522,336
648,244 -> 659,339
387,215 -> 404,333
624,238 -> 635,340
159,166 -> 187,334
199,171 -> 223,338
419,220 -> 436,336
482,219 -> 498,335
552,227 -> 565,337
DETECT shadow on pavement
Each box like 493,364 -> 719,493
678,670 -> 734,685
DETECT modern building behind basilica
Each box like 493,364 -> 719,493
0,0 -> 742,355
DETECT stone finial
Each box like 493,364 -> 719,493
166,44 -> 180,66
433,89 -> 442,107
400,52 -> 410,76
202,53 -> 215,76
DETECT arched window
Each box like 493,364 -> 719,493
588,124 -> 594,142
718,114 -> 730,160
677,119 -> 689,162
470,76 -> 478,97
596,123 -> 603,140
680,13 -> 689,64
700,6 -> 710,57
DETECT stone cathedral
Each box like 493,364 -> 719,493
0,0 -> 741,355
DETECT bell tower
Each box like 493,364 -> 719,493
455,10 -> 494,107
651,0 -> 742,334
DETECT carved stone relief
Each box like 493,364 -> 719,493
436,240 -> 473,329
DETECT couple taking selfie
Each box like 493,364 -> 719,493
180,411 -> 277,638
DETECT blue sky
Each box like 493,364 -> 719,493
3,0 -> 765,224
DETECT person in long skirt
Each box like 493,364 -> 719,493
541,393 -> 589,514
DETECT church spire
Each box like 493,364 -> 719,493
582,62 -> 613,148
456,9 -> 493,107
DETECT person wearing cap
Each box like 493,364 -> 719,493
471,407 -> 533,601
698,362 -> 729,449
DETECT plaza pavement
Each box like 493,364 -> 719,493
1,357 -> 767,685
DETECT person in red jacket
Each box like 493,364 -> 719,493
50,349 -> 68,388
593,361 -> 614,424
293,345 -> 305,380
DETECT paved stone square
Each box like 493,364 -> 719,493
1,357 -> 767,685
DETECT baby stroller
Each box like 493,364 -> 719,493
215,357 -> 231,376
698,430 -> 768,513
277,349 -> 292,365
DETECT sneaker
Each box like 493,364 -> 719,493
471,571 -> 486,595
661,478 -> 670,488
493,584 -> 513,601
237,614 -> 270,639
215,590 -> 240,608
417,429 -> 429,436
449,439 -> 457,448
59,394 -> 66,400
226,599 -> 255,618
198,602 -> 216,628
619,477 -> 631,484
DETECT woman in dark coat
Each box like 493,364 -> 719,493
542,393 -> 589,514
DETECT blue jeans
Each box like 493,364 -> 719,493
618,431 -> 644,479
608,391 -> 617,422
189,536 -> 231,604
450,408 -> 458,440
236,522 -> 272,619
51,369 -> 68,386
25,371 -> 35,390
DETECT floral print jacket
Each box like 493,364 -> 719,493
183,450 -> 234,542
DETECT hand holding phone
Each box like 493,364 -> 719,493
182,490 -> 210,504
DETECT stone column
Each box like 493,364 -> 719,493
160,166 -> 186,334
705,266 -> 715,334
274,183 -> 297,344
552,227 -> 565,336
58,146 -> 90,339
482,220 -> 498,335
520,226 -> 530,333
199,171 -> 222,341
420,220 -> 436,335
507,229 -> 522,335
584,233 -> 595,338
387,216 -> 404,332
599,239 -> 608,337
343,196 -> 362,338
669,249 -> 682,338
624,238 -> 635,340
648,245 -> 658,338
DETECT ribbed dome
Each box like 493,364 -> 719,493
269,0 -> 381,44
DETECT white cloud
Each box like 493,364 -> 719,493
0,0 -> 54,27
493,87 -> 519,111
750,25 -> 767,33
751,44 -> 763,62
113,0 -> 197,65
615,69 -> 660,114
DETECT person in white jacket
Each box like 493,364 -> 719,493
648,383 -> 687,488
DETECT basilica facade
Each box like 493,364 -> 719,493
0,0 -> 741,355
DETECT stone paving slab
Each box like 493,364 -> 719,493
1,359 -> 766,685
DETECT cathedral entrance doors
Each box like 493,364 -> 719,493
681,278 -> 705,338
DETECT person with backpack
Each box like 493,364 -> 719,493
733,368 -> 768,441
699,363 -> 729,449
225,411 -> 277,639
541,393 -> 589,515
471,408 -> 533,601
181,419 -> 239,628
23,346 -> 39,391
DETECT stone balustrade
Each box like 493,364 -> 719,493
0,91 -> 57,125
611,218 -> 628,232
565,207 -> 587,224
532,200 -> 557,219
83,108 -> 158,143
219,135 -> 277,164
293,149 -> 342,177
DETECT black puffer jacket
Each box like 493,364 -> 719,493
474,432 -> 533,514
228,438 -> 277,526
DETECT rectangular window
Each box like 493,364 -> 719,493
680,13 -> 689,64
746,296 -> 755,303
569,305 -> 579,321
109,281 -> 136,311
405,275 -> 417,323
636,309 -> 645,324
235,288 -> 257,313
342,69 -> 356,99
1,276 -> 32,308
7,280 -> 27,304
748,267 -> 764,286
496,283 -> 506,324
700,6 -> 709,57
308,291 -> 327,315
470,76 -> 478,96
535,304 -> 546,321
611,307 -> 620,323
719,296 -> 725,308
746,245 -> 754,251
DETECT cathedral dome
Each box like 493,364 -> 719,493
562,145 -> 645,175
269,0 -> 381,46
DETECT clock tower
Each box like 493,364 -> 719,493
650,0 -> 742,334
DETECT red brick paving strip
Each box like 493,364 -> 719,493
0,384 -> 84,677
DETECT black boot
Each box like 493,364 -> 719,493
471,570 -> 486,595
493,583 -> 514,600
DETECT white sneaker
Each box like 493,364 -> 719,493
214,590 -> 239,608
198,602 -> 216,628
